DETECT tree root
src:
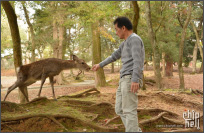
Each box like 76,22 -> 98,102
57,88 -> 100,99
162,116 -> 184,125
1,121 -> 19,125
155,92 -> 203,110
104,108 -> 180,126
47,116 -> 69,132
105,116 -> 120,126
140,112 -> 168,125
92,114 -> 100,122
191,89 -> 203,95
61,99 -> 95,106
3,124 -> 17,132
1,101 -> 26,113
1,113 -> 119,132
137,108 -> 179,117
89,102 -> 114,108
145,82 -> 154,86
27,97 -> 49,104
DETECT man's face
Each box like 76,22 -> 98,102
114,23 -> 125,39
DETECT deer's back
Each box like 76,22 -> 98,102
18,58 -> 64,80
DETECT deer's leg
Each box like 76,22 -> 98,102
49,76 -> 56,100
4,80 -> 23,101
19,86 -> 29,102
37,74 -> 47,97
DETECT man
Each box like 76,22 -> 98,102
92,16 -> 145,132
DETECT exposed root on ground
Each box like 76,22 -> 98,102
191,89 -> 203,96
1,114 -> 119,132
3,124 -> 16,132
27,97 -> 50,104
145,78 -> 156,86
137,108 -> 179,117
154,92 -> 203,110
47,116 -> 69,132
162,116 -> 183,125
92,114 -> 100,122
82,102 -> 115,117
1,101 -> 25,112
57,88 -> 100,98
105,116 -> 120,126
140,112 -> 167,125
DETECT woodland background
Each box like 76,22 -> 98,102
1,1 -> 203,132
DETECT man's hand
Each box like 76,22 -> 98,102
131,82 -> 139,93
92,64 -> 100,71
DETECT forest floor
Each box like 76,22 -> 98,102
1,66 -> 203,132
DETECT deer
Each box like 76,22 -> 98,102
3,55 -> 91,102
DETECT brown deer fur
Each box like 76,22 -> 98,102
3,55 -> 90,102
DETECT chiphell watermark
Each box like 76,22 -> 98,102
183,110 -> 200,130
156,110 -> 200,130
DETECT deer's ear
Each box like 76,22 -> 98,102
73,55 -> 79,61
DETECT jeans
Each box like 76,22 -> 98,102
115,75 -> 142,132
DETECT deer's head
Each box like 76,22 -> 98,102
73,55 -> 90,71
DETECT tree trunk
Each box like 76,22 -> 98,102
91,22 -> 106,87
55,14 -> 65,85
200,61 -> 203,73
165,54 -> 173,77
66,28 -> 74,75
178,1 -> 192,90
165,61 -> 173,77
191,21 -> 203,61
145,1 -> 161,89
162,52 -> 165,76
22,2 -> 35,62
132,1 -> 146,90
110,43 -> 114,73
111,63 -> 114,73
2,1 -> 28,103
132,1 -> 140,34
53,19 -> 58,58
191,40 -> 198,74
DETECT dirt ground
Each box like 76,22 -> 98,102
1,66 -> 203,132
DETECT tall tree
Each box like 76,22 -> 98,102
22,2 -> 36,62
56,3 -> 66,85
145,1 -> 162,89
178,1 -> 192,90
92,21 -> 106,87
132,1 -> 140,34
191,22 -> 199,73
132,1 -> 146,90
2,1 -> 28,103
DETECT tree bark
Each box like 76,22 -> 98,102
178,1 -> 192,90
2,1 -> 28,103
22,2 -> 35,62
132,1 -> 146,90
55,15 -> 65,85
111,63 -> 114,73
191,21 -> 203,61
200,61 -> 203,73
162,52 -> 165,76
145,1 -> 161,89
132,1 -> 140,34
165,54 -> 173,77
53,19 -> 58,58
165,61 -> 173,77
191,38 -> 198,73
92,22 -> 106,87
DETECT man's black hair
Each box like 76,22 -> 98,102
114,17 -> 133,30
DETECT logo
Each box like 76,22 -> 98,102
183,110 -> 200,130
